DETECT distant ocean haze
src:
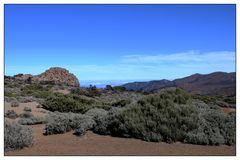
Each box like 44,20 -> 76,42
80,80 -> 148,88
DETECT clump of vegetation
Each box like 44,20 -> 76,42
105,85 -> 113,90
44,112 -> 95,135
36,104 -> 42,108
192,95 -> 236,108
85,108 -> 108,130
117,90 -> 197,142
19,112 -> 34,118
11,100 -> 19,107
4,97 -> 17,103
92,108 -> 123,135
92,88 -> 236,145
112,99 -> 131,107
20,83 -> 54,99
70,88 -> 87,95
42,93 -> 110,113
17,96 -> 37,103
184,101 -> 236,145
85,108 -> 108,119
4,120 -> 33,151
93,88 -> 199,143
4,91 -> 16,97
112,86 -> 126,92
24,106 -> 32,112
5,110 -> 18,119
18,116 -> 46,125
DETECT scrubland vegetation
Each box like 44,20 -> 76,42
4,81 -> 236,152
5,120 -> 33,151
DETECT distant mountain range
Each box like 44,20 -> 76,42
122,72 -> 236,96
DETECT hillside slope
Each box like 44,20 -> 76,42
122,72 -> 236,96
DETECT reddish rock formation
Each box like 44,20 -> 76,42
8,67 -> 80,87
33,67 -> 80,87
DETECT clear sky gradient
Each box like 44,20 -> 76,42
5,4 -> 236,82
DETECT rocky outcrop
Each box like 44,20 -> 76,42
7,67 -> 80,87
32,67 -> 80,87
14,74 -> 33,82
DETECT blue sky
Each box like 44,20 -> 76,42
5,4 -> 236,82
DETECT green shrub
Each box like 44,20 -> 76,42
219,112 -> 236,145
86,85 -> 101,97
184,101 -> 236,145
19,112 -> 34,118
4,91 -> 16,97
223,97 -> 236,105
17,96 -> 36,103
36,104 -> 42,108
20,84 -> 54,99
105,85 -> 113,90
4,120 -> 33,151
24,107 -> 32,112
70,88 -> 86,95
44,112 -> 95,135
85,108 -> 108,120
5,97 -> 17,103
93,88 -> 199,143
192,95 -> 217,104
112,86 -> 126,92
112,99 -> 131,107
18,116 -> 46,125
192,95 -> 236,107
42,93 -> 110,113
93,108 -> 123,135
5,110 -> 18,119
11,100 -> 19,107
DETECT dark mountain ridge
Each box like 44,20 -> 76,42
122,72 -> 236,96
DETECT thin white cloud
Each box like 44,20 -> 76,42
122,50 -> 235,65
5,50 -> 235,81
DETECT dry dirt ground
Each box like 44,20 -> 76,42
5,102 -> 236,156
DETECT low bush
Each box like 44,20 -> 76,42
18,116 -> 46,125
42,93 -> 110,113
223,97 -> 236,105
112,99 -> 131,107
24,107 -> 32,112
93,88 -> 199,143
92,108 -> 123,135
85,108 -> 108,120
86,85 -> 101,97
184,101 -> 236,145
19,112 -> 34,118
70,88 -> 87,95
36,104 -> 42,108
112,86 -> 126,92
4,91 -> 16,97
11,100 -> 19,107
4,120 -> 33,151
20,84 -> 54,99
85,108 -> 108,131
93,88 -> 235,145
192,95 -> 236,108
5,110 -> 18,119
17,96 -> 36,103
4,97 -> 17,103
44,112 -> 95,135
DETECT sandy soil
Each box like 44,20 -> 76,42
222,107 -> 236,114
5,102 -> 48,118
5,124 -> 235,156
5,102 -> 236,156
